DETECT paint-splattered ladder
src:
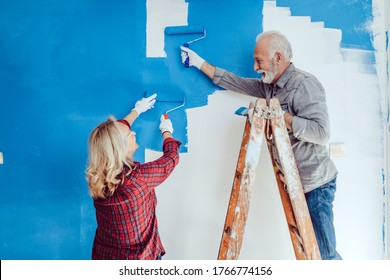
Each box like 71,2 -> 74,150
218,98 -> 321,260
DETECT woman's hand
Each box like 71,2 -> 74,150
133,93 -> 157,116
159,115 -> 173,139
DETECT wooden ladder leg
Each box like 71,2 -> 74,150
217,98 -> 267,260
268,98 -> 321,260
266,137 -> 307,259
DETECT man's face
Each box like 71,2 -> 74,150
253,40 -> 279,84
262,57 -> 279,84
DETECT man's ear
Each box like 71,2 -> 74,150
275,52 -> 282,63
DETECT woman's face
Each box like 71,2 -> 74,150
118,123 -> 138,158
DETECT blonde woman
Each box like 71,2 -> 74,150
86,94 -> 181,260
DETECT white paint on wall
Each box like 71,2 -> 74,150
373,0 -> 390,259
146,0 -> 188,57
385,0 -> 390,260
145,0 -> 387,259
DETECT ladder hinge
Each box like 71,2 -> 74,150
258,106 -> 284,119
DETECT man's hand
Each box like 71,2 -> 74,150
284,111 -> 293,131
180,46 -> 205,69
133,93 -> 157,115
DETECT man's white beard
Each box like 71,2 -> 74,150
262,58 -> 278,84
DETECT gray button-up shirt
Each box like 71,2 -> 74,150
212,63 -> 337,193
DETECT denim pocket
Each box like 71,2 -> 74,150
319,179 -> 336,204
320,187 -> 335,204
305,178 -> 337,210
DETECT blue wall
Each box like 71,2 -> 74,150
0,0 -> 373,259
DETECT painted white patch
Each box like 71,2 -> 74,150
146,0 -> 188,57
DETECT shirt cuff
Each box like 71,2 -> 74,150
292,116 -> 307,139
163,137 -> 182,146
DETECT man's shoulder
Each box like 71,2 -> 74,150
286,67 -> 321,89
294,68 -> 316,79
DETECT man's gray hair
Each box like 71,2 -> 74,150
256,30 -> 293,61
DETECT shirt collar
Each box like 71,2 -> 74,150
274,62 -> 295,88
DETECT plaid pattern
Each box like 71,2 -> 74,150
92,138 -> 181,260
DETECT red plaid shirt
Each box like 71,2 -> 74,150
92,138 -> 181,260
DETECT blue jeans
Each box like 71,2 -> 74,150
305,177 -> 342,260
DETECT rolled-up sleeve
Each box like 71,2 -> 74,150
212,67 -> 264,98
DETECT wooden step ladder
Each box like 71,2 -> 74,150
217,98 -> 321,260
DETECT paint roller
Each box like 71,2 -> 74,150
163,97 -> 185,119
144,91 -> 185,119
164,25 -> 206,68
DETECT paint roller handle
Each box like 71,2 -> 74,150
180,45 -> 205,69
163,113 -> 169,119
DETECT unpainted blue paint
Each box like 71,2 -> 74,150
0,0 -> 378,260
0,0 -> 263,259
278,0 -> 374,50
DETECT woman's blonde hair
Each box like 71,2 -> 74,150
86,116 -> 133,199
